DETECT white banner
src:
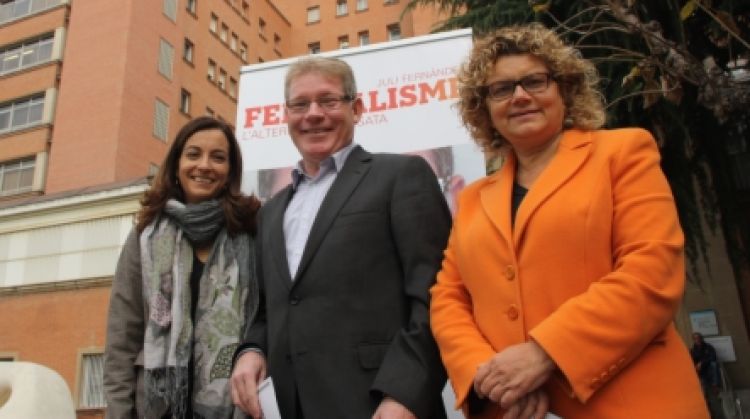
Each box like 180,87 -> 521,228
235,28 -> 485,205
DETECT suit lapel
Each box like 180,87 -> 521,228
268,187 -> 295,290
293,146 -> 372,283
513,129 -> 592,244
479,154 -> 515,251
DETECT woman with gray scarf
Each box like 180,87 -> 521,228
104,117 -> 261,418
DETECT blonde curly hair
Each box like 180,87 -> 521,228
458,23 -> 606,151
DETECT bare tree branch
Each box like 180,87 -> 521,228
693,0 -> 750,50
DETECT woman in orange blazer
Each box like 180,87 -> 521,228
431,24 -> 708,419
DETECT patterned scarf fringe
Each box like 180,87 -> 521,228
144,366 -> 189,419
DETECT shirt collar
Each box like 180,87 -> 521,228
291,142 -> 357,189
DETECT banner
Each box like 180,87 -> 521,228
235,28 -> 485,206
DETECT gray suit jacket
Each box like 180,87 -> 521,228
245,146 -> 451,418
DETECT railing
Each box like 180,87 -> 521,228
0,0 -> 63,26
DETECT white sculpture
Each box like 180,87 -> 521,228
0,361 -> 75,419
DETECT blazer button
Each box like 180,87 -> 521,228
290,296 -> 300,305
507,305 -> 519,320
504,265 -> 515,280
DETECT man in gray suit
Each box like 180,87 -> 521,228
231,56 -> 451,419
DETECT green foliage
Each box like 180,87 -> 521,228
404,0 -> 750,283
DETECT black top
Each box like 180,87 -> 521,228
190,254 -> 204,321
511,182 -> 528,226
187,254 -> 205,418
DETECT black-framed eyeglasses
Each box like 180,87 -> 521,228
285,95 -> 354,114
481,73 -> 554,101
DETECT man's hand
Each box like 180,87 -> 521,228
230,351 -> 267,419
501,389 -> 549,419
372,396 -> 417,419
473,341 -> 556,409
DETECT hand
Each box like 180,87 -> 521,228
473,341 -> 556,409
502,389 -> 549,419
372,396 -> 417,419
230,351 -> 267,419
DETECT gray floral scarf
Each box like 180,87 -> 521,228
140,199 -> 255,418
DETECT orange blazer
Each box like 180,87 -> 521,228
431,128 -> 708,418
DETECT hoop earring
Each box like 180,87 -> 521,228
490,130 -> 503,149
563,116 -> 574,128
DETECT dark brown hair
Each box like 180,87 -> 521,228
136,116 -> 260,235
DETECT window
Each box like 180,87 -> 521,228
230,32 -> 238,51
258,56 -> 264,63
209,13 -> 218,33
218,68 -> 227,90
207,59 -> 216,81
148,163 -> 160,178
180,89 -> 191,114
258,18 -> 266,37
220,23 -> 229,43
356,0 -> 367,11
338,35 -> 349,49
0,0 -> 63,26
162,0 -> 177,21
0,157 -> 35,196
240,41 -> 248,61
241,1 -> 249,18
157,38 -> 174,79
153,99 -> 169,141
336,0 -> 347,16
0,34 -> 54,75
387,23 -> 401,41
358,31 -> 370,46
0,95 -> 45,134
78,353 -> 105,409
183,38 -> 194,63
186,0 -> 197,14
274,33 -> 281,46
308,42 -> 320,54
229,77 -> 237,99
306,6 -> 320,24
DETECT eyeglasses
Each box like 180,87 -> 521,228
285,95 -> 354,114
481,73 -> 554,101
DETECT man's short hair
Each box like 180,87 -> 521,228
284,56 -> 358,100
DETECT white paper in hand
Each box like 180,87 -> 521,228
258,377 -> 282,419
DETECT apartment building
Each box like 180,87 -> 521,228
271,0 -> 442,55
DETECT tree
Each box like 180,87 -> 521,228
404,0 -> 750,294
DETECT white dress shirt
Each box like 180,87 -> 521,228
283,142 -> 357,278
